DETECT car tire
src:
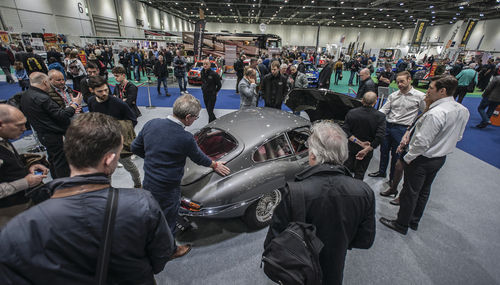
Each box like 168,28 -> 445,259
242,189 -> 282,229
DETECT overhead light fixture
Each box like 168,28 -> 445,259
456,13 -> 460,15
480,13 -> 484,16
404,9 -> 408,12
431,11 -> 435,13
459,6 -> 464,9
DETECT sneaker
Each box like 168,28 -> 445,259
475,122 -> 489,129
131,154 -> 137,160
166,93 -> 171,97
117,162 -> 123,168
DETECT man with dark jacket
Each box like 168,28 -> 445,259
118,47 -> 131,80
0,45 -> 15,84
265,121 -> 375,285
377,63 -> 394,88
46,47 -> 62,64
348,57 -> 361,86
342,92 -> 386,179
153,55 -> 170,96
318,58 -> 333,89
112,66 -> 141,118
356,68 -> 377,99
0,112 -> 175,284
201,58 -> 222,122
132,94 -> 230,260
87,76 -> 141,188
234,55 -> 245,94
129,47 -> 142,82
20,72 -> 82,178
476,75 -> 500,128
79,62 -> 100,104
19,46 -> 48,75
297,56 -> 306,74
261,61 -> 288,109
0,105 -> 48,225
173,49 -> 188,94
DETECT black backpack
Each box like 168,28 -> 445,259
261,182 -> 324,285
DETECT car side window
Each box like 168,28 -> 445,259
253,134 -> 293,162
287,128 -> 310,154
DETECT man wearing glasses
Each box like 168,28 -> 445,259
132,94 -> 230,260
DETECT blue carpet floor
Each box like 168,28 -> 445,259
1,81 -> 498,168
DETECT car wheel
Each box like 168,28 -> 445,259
243,189 -> 282,229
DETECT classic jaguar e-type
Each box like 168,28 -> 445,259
179,88 -> 362,228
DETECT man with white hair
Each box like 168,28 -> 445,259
342,91 -> 386,180
356,68 -> 376,99
265,121 -> 375,285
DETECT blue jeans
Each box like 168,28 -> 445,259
378,123 -> 408,180
335,70 -> 342,84
157,76 -> 168,93
143,181 -> 180,235
477,97 -> 499,123
133,65 -> 141,81
348,71 -> 357,85
176,73 -> 187,92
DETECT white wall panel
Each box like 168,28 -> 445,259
12,0 -> 52,14
0,0 -> 15,8
148,6 -> 161,30
119,0 -> 137,28
88,0 -> 116,19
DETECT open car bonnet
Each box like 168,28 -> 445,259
285,88 -> 363,122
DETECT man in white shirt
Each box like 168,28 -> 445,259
380,75 -> 469,235
369,72 -> 426,189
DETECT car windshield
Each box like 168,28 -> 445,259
194,62 -> 217,68
195,128 -> 238,160
305,64 -> 317,72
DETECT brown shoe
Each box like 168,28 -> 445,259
170,244 -> 192,260
390,197 -> 400,206
380,188 -> 398,197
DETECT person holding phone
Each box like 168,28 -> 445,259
1,105 -> 49,225
238,67 -> 258,109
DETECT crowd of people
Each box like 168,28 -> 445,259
0,41 -> 498,284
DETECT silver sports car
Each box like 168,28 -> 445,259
179,89 -> 362,228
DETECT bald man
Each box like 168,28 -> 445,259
356,68 -> 377,99
200,58 -> 222,122
20,72 -> 82,178
48,69 -> 80,110
342,91 -> 386,179
0,105 -> 48,225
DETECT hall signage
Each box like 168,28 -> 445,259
460,19 -> 478,48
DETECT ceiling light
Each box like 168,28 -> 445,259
302,6 -> 305,8
342,12 -> 345,15
364,12 -> 367,15
400,2 -> 404,6
409,15 -> 413,18
404,9 -> 408,13
432,20 -> 435,22
386,14 -> 390,17
453,17 -> 457,19
431,11 -> 435,14
459,6 -> 464,9
354,8 -> 357,10
480,13 -> 484,17
429,5 -> 434,8
449,21 -> 453,23
340,1 -> 344,4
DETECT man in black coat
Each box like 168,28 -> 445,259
19,46 -> 48,75
342,92 -> 386,180
201,59 -> 222,122
79,62 -> 100,104
318,58 -> 333,89
46,47 -> 62,64
20,72 -> 82,179
153,55 -> 170,96
297,56 -> 306,74
118,47 -> 131,80
356,68 -> 377,99
261,61 -> 288,109
0,112 -> 175,284
0,45 -> 15,84
265,121 -> 375,285
234,55 -> 245,93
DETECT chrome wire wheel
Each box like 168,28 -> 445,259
255,189 -> 282,223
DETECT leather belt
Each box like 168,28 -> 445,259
51,184 -> 111,199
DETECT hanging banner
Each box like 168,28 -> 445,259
460,19 -> 478,48
0,31 -> 9,44
193,19 -> 206,60
411,19 -> 428,46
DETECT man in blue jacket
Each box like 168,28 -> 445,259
132,94 -> 230,259
0,112 -> 174,284
129,47 -> 142,82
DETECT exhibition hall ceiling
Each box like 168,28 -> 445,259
143,0 -> 500,29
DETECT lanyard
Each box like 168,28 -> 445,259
118,83 -> 127,99
54,87 -> 71,105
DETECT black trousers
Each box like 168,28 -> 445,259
236,75 -> 243,93
344,147 -> 373,180
397,155 -> 446,227
203,91 -> 217,122
454,86 -> 468,103
38,133 -> 70,179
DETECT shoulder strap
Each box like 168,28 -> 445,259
287,182 -> 306,223
95,188 -> 119,285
